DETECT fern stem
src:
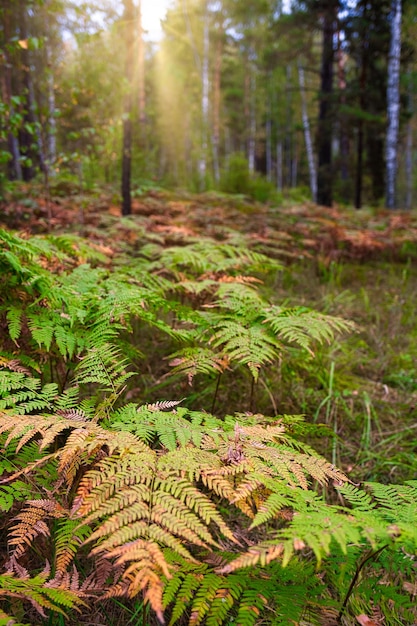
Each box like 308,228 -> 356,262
60,366 -> 71,394
249,376 -> 256,413
49,356 -> 54,384
337,544 -> 388,622
211,372 -> 222,414
259,377 -> 278,415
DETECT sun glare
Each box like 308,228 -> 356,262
141,0 -> 171,41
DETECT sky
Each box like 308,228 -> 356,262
141,0 -> 172,41
141,0 -> 291,41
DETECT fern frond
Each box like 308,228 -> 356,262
0,572 -> 82,617
169,348 -> 229,385
6,307 -> 23,342
338,483 -> 376,511
157,240 -> 279,277
0,480 -> 34,513
75,342 -> 132,390
107,539 -> 170,615
112,405 -> 215,450
142,399 -> 185,412
8,499 -> 66,560
218,543 -> 285,574
209,320 -> 280,381
263,306 -> 354,355
54,519 -> 91,574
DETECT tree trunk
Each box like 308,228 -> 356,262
276,140 -> 283,192
316,0 -> 338,207
45,40 -> 56,167
137,0 -> 145,126
212,26 -> 222,185
405,118 -> 412,210
298,62 -> 317,202
385,0 -> 402,209
121,0 -> 135,216
285,64 -> 292,189
337,27 -> 349,202
199,3 -> 209,188
245,61 -> 256,175
405,73 -> 413,210
266,87 -> 272,183
19,0 -> 46,180
1,3 -> 22,181
354,0 -> 369,209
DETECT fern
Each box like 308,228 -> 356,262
208,319 -> 280,381
263,305 -> 355,355
154,240 -> 280,277
0,572 -> 82,618
2,228 -> 416,626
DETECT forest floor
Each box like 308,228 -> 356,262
2,182 -> 417,487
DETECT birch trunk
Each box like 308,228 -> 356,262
385,0 -> 402,209
298,63 -> 317,201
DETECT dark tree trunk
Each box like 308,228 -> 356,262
355,24 -> 367,209
1,2 -> 22,180
121,0 -> 135,216
19,0 -> 46,180
337,27 -> 349,203
316,0 -> 338,207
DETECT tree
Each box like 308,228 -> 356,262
0,0 -> 23,181
386,0 -> 402,209
121,0 -> 135,216
298,61 -> 317,201
316,0 -> 338,207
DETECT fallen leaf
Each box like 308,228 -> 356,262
356,614 -> 380,626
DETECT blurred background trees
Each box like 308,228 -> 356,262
0,0 -> 416,208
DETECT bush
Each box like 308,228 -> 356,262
220,152 -> 251,195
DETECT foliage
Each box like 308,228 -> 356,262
0,225 -> 417,626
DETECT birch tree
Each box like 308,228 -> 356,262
298,62 -> 317,201
385,0 -> 402,209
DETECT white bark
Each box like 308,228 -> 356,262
385,0 -> 402,209
199,8 -> 209,186
298,63 -> 317,201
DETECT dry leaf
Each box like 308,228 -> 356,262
356,614 -> 380,626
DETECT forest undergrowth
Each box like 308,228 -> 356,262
1,183 -> 417,626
